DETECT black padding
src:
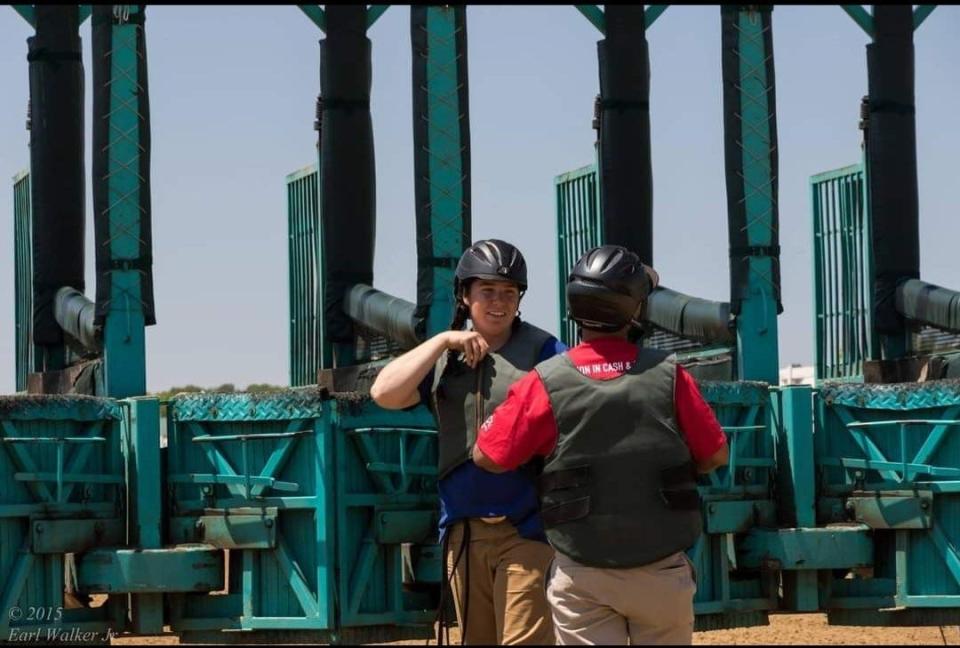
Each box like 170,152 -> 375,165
29,5 -> 85,346
867,5 -> 919,335
597,5 -> 652,265
660,461 -> 697,487
319,5 -> 375,345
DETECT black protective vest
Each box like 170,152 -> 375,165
433,321 -> 554,478
536,348 -> 702,568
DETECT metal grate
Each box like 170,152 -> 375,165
913,325 -> 960,355
811,163 -> 876,383
287,165 -> 322,386
555,163 -> 602,347
13,170 -> 36,392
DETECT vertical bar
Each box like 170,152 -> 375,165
900,423 -> 908,482
55,441 -> 64,502
242,550 -> 254,619
895,529 -> 909,605
127,397 -> 163,633
775,386 -> 818,610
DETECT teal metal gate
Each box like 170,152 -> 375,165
13,171 -> 37,392
288,165 -> 322,387
811,163 -> 875,383
692,382 -> 778,629
554,163 -> 602,346
816,381 -> 960,625
165,390 -> 439,642
0,396 -> 126,638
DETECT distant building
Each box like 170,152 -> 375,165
780,363 -> 814,386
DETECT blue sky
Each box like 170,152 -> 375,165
1,5 -> 959,393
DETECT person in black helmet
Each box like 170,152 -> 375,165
471,244 -> 729,645
372,239 -> 564,645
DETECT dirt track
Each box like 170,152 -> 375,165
110,614 -> 960,645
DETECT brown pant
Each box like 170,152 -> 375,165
445,518 -> 556,645
546,550 -> 696,645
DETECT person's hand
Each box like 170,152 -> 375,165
443,330 -> 489,368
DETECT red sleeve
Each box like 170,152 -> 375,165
475,371 -> 558,471
674,365 -> 727,462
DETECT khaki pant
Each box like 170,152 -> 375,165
445,518 -> 556,645
546,550 -> 696,645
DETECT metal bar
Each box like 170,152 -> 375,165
0,502 -> 115,518
575,5 -> 605,34
55,442 -> 63,502
841,5 -> 874,37
644,5 -> 668,28
366,462 -> 437,477
846,419 -> 960,429
14,472 -> 123,484
190,431 -> 314,443
913,5 -> 937,30
366,4 -> 389,28
298,4 -> 326,31
722,425 -> 768,432
242,550 -> 255,619
1,437 -> 106,443
11,5 -> 35,27
819,457 -> 960,478
166,474 -> 300,492
349,427 -> 437,436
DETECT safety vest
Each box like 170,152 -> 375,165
536,347 -> 702,568
433,321 -> 554,479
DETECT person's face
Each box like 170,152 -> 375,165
463,279 -> 521,339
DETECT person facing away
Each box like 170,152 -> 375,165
371,239 -> 565,645
471,244 -> 730,646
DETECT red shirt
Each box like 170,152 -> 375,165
476,336 -> 727,471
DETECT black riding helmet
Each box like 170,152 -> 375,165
567,245 -> 659,332
454,239 -> 528,296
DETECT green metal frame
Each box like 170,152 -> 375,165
10,5 -> 91,28
729,7 -> 779,383
298,5 -> 391,33
13,171 -> 38,392
0,396 -> 126,638
419,6 -> 468,339
810,163 -> 875,383
840,6 -> 939,37
287,165 -> 322,386
574,5 -> 669,34
554,163 -> 602,346
98,5 -> 148,398
816,382 -> 960,619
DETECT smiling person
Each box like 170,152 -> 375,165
371,239 -> 564,645
471,245 -> 729,645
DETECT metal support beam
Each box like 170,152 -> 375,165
367,5 -> 389,28
576,5 -> 669,34
298,5 -> 326,31
722,6 -> 781,382
841,5 -> 875,38
575,5 -> 605,34
913,6 -> 937,30
12,5 -> 35,27
412,6 -> 471,339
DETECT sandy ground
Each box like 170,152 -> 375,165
109,614 -> 960,645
